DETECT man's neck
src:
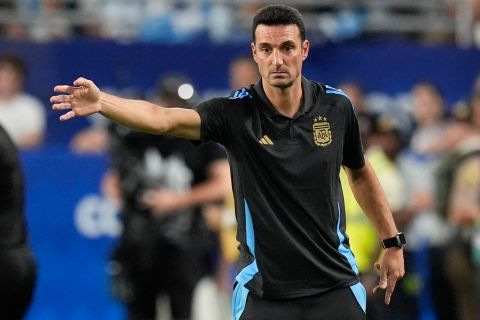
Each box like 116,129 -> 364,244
0,91 -> 18,101
263,78 -> 303,118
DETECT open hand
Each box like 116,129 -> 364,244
50,77 -> 101,121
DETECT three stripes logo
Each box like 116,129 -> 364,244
259,135 -> 274,145
229,88 -> 253,100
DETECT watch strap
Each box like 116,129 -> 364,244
381,232 -> 406,249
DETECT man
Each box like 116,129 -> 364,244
51,5 -> 404,319
0,53 -> 46,149
0,124 -> 37,319
439,88 -> 480,320
446,140 -> 480,320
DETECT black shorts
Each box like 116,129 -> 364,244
233,283 -> 366,320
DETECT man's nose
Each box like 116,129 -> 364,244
272,49 -> 283,66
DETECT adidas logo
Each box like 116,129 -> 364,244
259,135 -> 274,145
229,88 -> 253,100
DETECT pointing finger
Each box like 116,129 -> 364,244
384,276 -> 397,305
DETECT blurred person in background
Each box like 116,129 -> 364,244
395,82 -> 457,320
338,81 -> 368,113
0,2 -> 27,40
338,81 -> 374,149
444,137 -> 480,320
0,53 -> 46,149
436,82 -> 480,320
228,56 -> 260,91
0,124 -> 37,319
69,114 -> 109,154
423,74 -> 480,154
28,0 -> 74,42
364,112 -> 411,320
106,74 -> 230,320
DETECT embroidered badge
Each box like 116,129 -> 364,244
313,116 -> 332,147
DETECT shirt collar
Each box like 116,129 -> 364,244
252,76 -> 315,118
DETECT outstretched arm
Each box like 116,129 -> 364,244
50,77 -> 201,140
343,159 -> 405,305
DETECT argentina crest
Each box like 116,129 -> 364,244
313,116 -> 332,147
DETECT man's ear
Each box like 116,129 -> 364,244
302,40 -> 310,61
251,42 -> 258,63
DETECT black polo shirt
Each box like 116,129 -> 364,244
195,77 -> 365,299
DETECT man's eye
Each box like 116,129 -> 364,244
284,46 -> 293,52
261,47 -> 271,53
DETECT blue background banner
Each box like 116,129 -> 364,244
21,148 -> 124,320
2,40 -> 480,146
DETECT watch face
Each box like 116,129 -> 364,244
382,233 -> 406,248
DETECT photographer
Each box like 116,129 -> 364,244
108,75 -> 229,320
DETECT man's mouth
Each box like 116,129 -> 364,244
270,71 -> 288,76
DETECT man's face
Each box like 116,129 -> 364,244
412,86 -> 443,126
251,24 -> 309,89
0,64 -> 23,99
229,60 -> 259,89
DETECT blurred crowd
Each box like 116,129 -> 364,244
340,79 -> 480,320
1,0 -> 480,46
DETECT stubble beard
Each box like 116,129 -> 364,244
268,72 -> 299,90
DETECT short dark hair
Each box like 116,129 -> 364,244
0,53 -> 27,79
252,5 -> 306,42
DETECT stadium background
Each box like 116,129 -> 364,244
2,1 -> 479,319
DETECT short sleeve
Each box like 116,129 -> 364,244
342,102 -> 365,169
194,98 -> 228,146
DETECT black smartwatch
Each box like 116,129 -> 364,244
381,232 -> 406,249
